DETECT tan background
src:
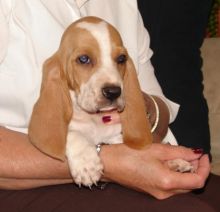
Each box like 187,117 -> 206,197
201,37 -> 220,175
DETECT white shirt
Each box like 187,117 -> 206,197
0,0 -> 179,144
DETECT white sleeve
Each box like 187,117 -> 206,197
0,1 -> 10,63
136,11 -> 179,124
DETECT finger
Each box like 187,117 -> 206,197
196,154 -> 211,180
155,144 -> 203,161
166,155 -> 210,190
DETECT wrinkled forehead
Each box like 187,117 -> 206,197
59,18 -> 126,61
75,20 -> 123,47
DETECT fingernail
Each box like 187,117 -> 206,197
102,116 -> 112,123
192,148 -> 204,154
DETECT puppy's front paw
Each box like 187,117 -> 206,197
167,159 -> 195,173
67,145 -> 103,187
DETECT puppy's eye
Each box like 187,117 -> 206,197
116,54 -> 127,64
77,55 -> 91,64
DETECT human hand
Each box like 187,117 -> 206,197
100,143 -> 210,200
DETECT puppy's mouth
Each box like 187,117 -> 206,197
96,107 -> 120,114
83,103 -> 124,114
96,101 -> 125,113
78,95 -> 125,114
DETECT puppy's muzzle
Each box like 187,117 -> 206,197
102,86 -> 121,101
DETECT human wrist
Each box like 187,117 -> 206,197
142,93 -> 157,129
151,96 -> 169,137
98,144 -> 113,182
99,144 -> 130,182
148,95 -> 160,133
142,93 -> 169,141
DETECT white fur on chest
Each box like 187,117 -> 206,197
65,19 -> 124,187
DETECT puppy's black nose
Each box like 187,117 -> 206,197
102,86 -> 121,101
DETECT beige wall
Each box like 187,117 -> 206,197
201,38 -> 220,175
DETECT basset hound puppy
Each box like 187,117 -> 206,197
29,16 -> 193,187
28,16 -> 153,187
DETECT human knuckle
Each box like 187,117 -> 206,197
159,177 -> 172,190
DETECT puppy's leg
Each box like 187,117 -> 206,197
66,131 -> 103,187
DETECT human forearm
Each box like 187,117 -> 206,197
0,178 -> 72,190
0,127 -> 72,180
0,127 -> 210,198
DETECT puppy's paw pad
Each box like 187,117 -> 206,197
167,159 -> 195,173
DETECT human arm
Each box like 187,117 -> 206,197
100,143 -> 210,200
0,126 -> 210,200
0,126 -> 73,190
142,93 -> 170,142
134,10 -> 179,144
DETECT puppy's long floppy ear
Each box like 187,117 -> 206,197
28,55 -> 73,161
120,58 -> 152,149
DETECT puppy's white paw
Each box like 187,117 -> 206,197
67,144 -> 103,187
167,159 -> 195,173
